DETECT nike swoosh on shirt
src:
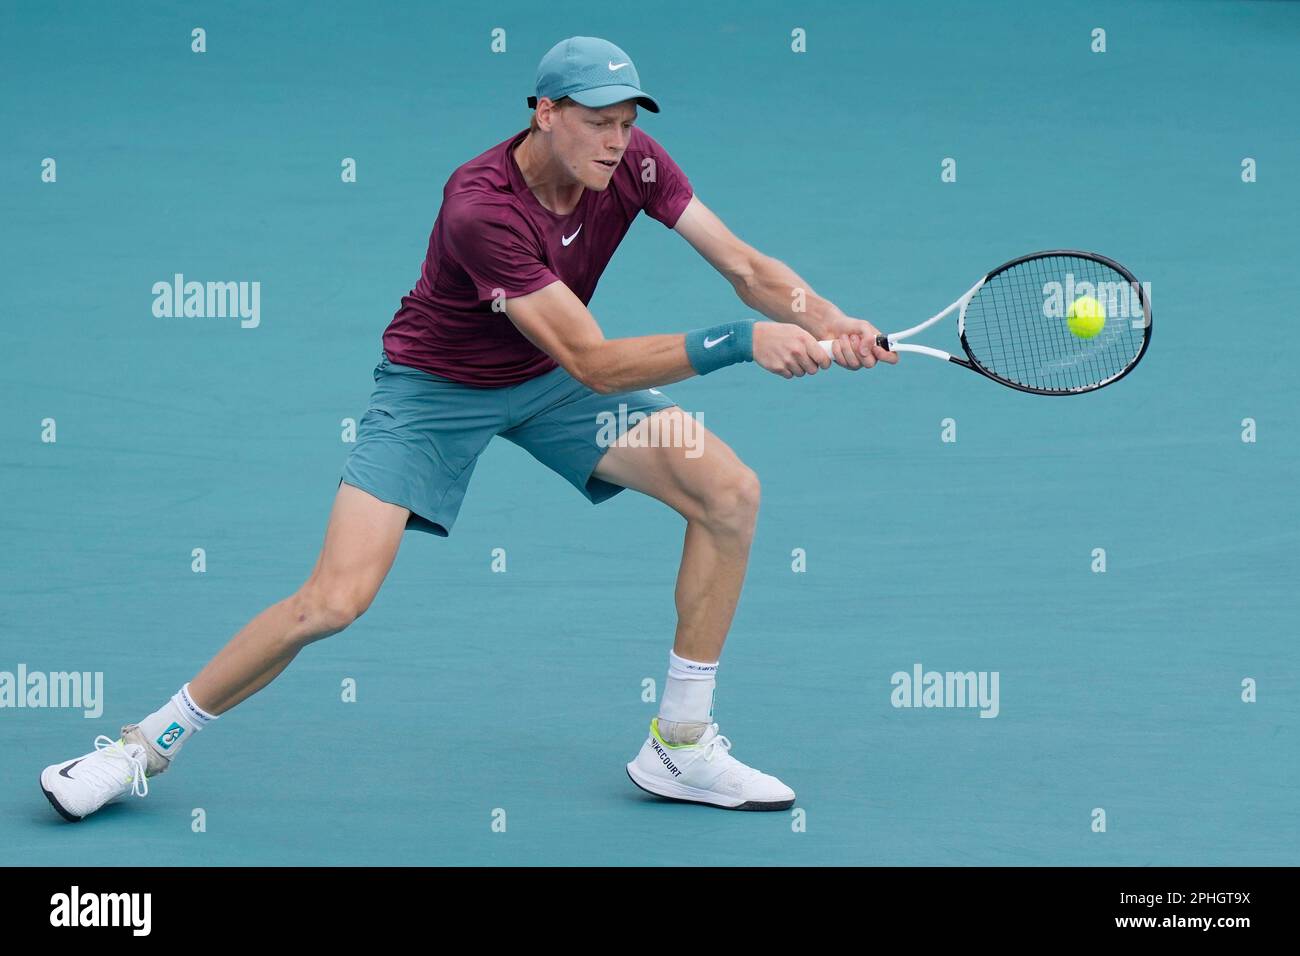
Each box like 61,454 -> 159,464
703,334 -> 731,348
59,758 -> 85,779
608,61 -> 629,71
562,225 -> 582,246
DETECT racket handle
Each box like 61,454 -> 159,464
816,334 -> 894,357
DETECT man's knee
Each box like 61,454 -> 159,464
291,579 -> 375,641
693,462 -> 761,532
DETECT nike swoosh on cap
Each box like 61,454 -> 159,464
608,61 -> 630,71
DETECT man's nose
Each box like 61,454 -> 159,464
606,128 -> 631,151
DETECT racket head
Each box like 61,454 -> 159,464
956,250 -> 1152,395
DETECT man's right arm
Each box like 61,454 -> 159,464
504,279 -> 828,393
504,280 -> 696,394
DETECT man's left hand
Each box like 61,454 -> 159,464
818,314 -> 899,370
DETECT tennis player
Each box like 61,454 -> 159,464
40,36 -> 895,821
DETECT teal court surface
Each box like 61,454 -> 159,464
1,1 -> 1296,865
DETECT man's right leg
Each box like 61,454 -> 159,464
39,482 -> 410,822
187,481 -> 409,716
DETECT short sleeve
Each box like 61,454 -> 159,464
634,130 -> 694,229
444,204 -> 559,301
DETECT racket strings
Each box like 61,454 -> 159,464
962,255 -> 1148,393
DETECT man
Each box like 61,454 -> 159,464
40,36 -> 894,821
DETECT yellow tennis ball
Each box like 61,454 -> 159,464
1067,296 -> 1106,339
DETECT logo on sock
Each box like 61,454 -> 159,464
156,722 -> 185,749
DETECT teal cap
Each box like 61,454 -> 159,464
527,36 -> 660,113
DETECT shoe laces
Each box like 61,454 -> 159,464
699,724 -> 762,782
88,735 -> 149,798
700,724 -> 732,763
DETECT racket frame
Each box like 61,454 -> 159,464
865,250 -> 1152,395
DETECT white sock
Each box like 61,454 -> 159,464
658,650 -> 718,745
136,683 -> 218,762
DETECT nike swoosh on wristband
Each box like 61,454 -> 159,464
59,758 -> 85,779
608,61 -> 629,71
562,225 -> 582,246
703,334 -> 731,349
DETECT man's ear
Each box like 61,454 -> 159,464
535,97 -> 566,133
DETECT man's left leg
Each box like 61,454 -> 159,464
500,372 -> 795,811
592,407 -> 757,668
592,408 -> 796,811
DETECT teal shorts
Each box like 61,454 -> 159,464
340,351 -> 678,536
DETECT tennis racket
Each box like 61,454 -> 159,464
818,250 -> 1152,394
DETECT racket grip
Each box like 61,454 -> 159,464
816,335 -> 894,357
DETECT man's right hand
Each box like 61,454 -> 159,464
753,322 -> 833,379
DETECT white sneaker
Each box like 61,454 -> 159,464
626,718 -> 796,811
40,734 -> 151,822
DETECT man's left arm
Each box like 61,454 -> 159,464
673,195 -> 897,369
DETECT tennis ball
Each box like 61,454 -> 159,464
1067,296 -> 1106,339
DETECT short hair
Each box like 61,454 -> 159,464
529,96 -> 574,133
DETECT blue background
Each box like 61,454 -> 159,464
2,0 -> 1296,865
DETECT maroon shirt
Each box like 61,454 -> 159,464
382,126 -> 694,387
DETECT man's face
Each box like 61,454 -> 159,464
546,100 -> 638,190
